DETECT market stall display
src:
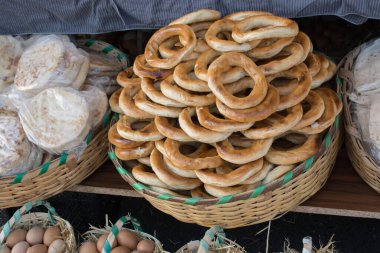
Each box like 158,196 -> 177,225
338,37 -> 380,193
108,9 -> 343,228
79,215 -> 165,253
0,36 -> 127,209
0,201 -> 76,253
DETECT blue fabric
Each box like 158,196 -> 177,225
0,0 -> 378,35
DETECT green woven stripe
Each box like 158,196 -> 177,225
103,113 -> 110,127
131,217 -> 142,232
216,195 -> 233,204
12,172 -> 25,184
336,76 -> 342,86
111,224 -> 119,237
249,184 -> 265,198
59,152 -> 68,166
103,241 -> 111,253
3,223 -> 10,237
132,183 -> 146,191
25,202 -> 33,211
206,230 -> 215,240
184,197 -> 202,205
108,152 -> 117,160
200,239 -> 209,251
335,116 -> 340,128
85,131 -> 93,145
103,45 -> 115,54
14,210 -> 21,221
282,171 -> 293,186
157,193 -> 173,200
117,53 -> 127,60
324,133 -> 332,149
303,156 -> 314,173
84,39 -> 96,47
116,166 -> 128,175
39,162 -> 51,176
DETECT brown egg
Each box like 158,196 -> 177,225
43,227 -> 61,246
97,233 -> 117,252
116,230 -> 138,250
79,241 -> 98,253
111,246 -> 131,253
6,229 -> 27,248
26,244 -> 47,253
0,246 -> 11,253
26,227 -> 45,245
137,240 -> 155,253
10,241 -> 29,253
47,239 -> 65,253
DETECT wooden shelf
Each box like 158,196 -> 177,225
69,150 -> 380,219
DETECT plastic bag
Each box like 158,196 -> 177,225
84,75 -> 119,95
14,35 -> 89,95
0,35 -> 23,93
80,84 -> 109,129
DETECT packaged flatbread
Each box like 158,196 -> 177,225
81,84 -> 108,128
0,36 -> 23,92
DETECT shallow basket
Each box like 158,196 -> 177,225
337,44 -> 380,193
0,39 -> 129,209
81,215 -> 166,253
0,200 -> 76,252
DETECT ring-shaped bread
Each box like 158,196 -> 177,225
169,9 -> 221,25
292,90 -> 325,130
116,115 -> 163,141
133,54 -> 173,80
109,88 -> 124,114
246,37 -> 294,60
108,123 -> 145,149
155,116 -> 195,142
115,141 -> 154,160
305,53 -> 321,77
119,85 -> 154,119
224,11 -> 273,21
116,67 -> 141,88
173,59 -> 210,92
132,164 -> 173,189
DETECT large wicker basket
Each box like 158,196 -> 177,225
0,39 -> 128,209
110,103 -> 343,228
338,43 -> 380,193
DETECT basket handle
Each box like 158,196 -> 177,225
0,200 -> 58,244
101,215 -> 143,253
197,226 -> 225,253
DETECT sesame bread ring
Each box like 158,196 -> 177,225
311,54 -> 334,89
224,11 -> 273,21
271,63 -> 311,111
163,155 -> 197,178
257,42 -> 304,75
242,104 -> 303,139
205,19 -> 261,52
119,85 -> 154,119
173,60 -> 210,92
141,77 -> 186,107
263,164 -> 295,184
109,88 -> 124,114
283,133 -> 308,145
115,141 -> 154,161
216,85 -> 280,123
155,139 -> 210,160
216,136 -> 273,164
208,52 -> 268,109
195,158 -> 264,187
294,31 -> 312,62
204,183 -> 258,197
241,159 -> 273,184
194,49 -> 246,83
132,164 -> 173,189
232,15 -> 299,43
116,115 -> 163,141
169,9 -> 221,25
294,89 -> 337,134
145,24 -> 196,69
150,186 -> 189,198
160,75 -> 215,106
108,123 -> 145,149
164,138 -> 223,170
137,156 -> 151,166
270,78 -> 298,95
246,37 -> 294,60
191,186 -> 213,198
196,106 -> 253,132
158,37 -> 202,61
305,53 -> 321,77
179,108 -> 232,143
292,90 -> 325,130
155,116 -> 195,142
117,67 -> 141,88
319,87 -> 342,115
134,90 -> 183,118
265,134 -> 320,165
133,54 -> 173,80
150,148 -> 202,190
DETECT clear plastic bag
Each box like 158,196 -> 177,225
80,84 -> 109,129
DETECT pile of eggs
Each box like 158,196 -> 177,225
1,226 -> 65,253
79,229 -> 155,253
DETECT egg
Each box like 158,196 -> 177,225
0,246 -> 11,253
43,227 -> 61,246
137,240 -> 155,253
26,244 -> 47,253
116,230 -> 138,250
10,241 -> 29,253
26,227 -> 45,245
6,229 -> 27,248
111,246 -> 131,253
79,241 -> 98,253
47,239 -> 65,253
97,233 -> 117,252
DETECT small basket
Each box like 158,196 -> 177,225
0,200 -> 76,252
0,39 -> 129,209
337,44 -> 380,193
81,215 -> 166,253
175,226 -> 245,253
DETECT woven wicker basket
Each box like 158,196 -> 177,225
0,39 -> 129,209
0,200 -> 76,252
338,44 -> 380,193
81,215 -> 166,253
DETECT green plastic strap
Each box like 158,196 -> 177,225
184,197 -> 202,205
157,193 -> 173,200
2,223 -> 11,237
103,45 -> 115,54
324,133 -> 332,149
216,195 -> 233,204
108,152 -> 117,160
116,166 -> 128,175
303,156 -> 315,173
130,216 -> 143,232
39,162 -> 51,176
14,210 -> 21,221
12,172 -> 25,184
336,75 -> 342,86
103,241 -> 112,253
335,116 -> 340,129
84,39 -> 96,47
85,131 -> 93,145
117,53 -> 127,60
249,184 -> 265,198
282,171 -> 293,186
200,239 -> 209,252
103,112 -> 110,127
132,183 -> 147,191
59,152 -> 68,166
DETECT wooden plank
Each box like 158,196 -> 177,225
68,150 -> 380,218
